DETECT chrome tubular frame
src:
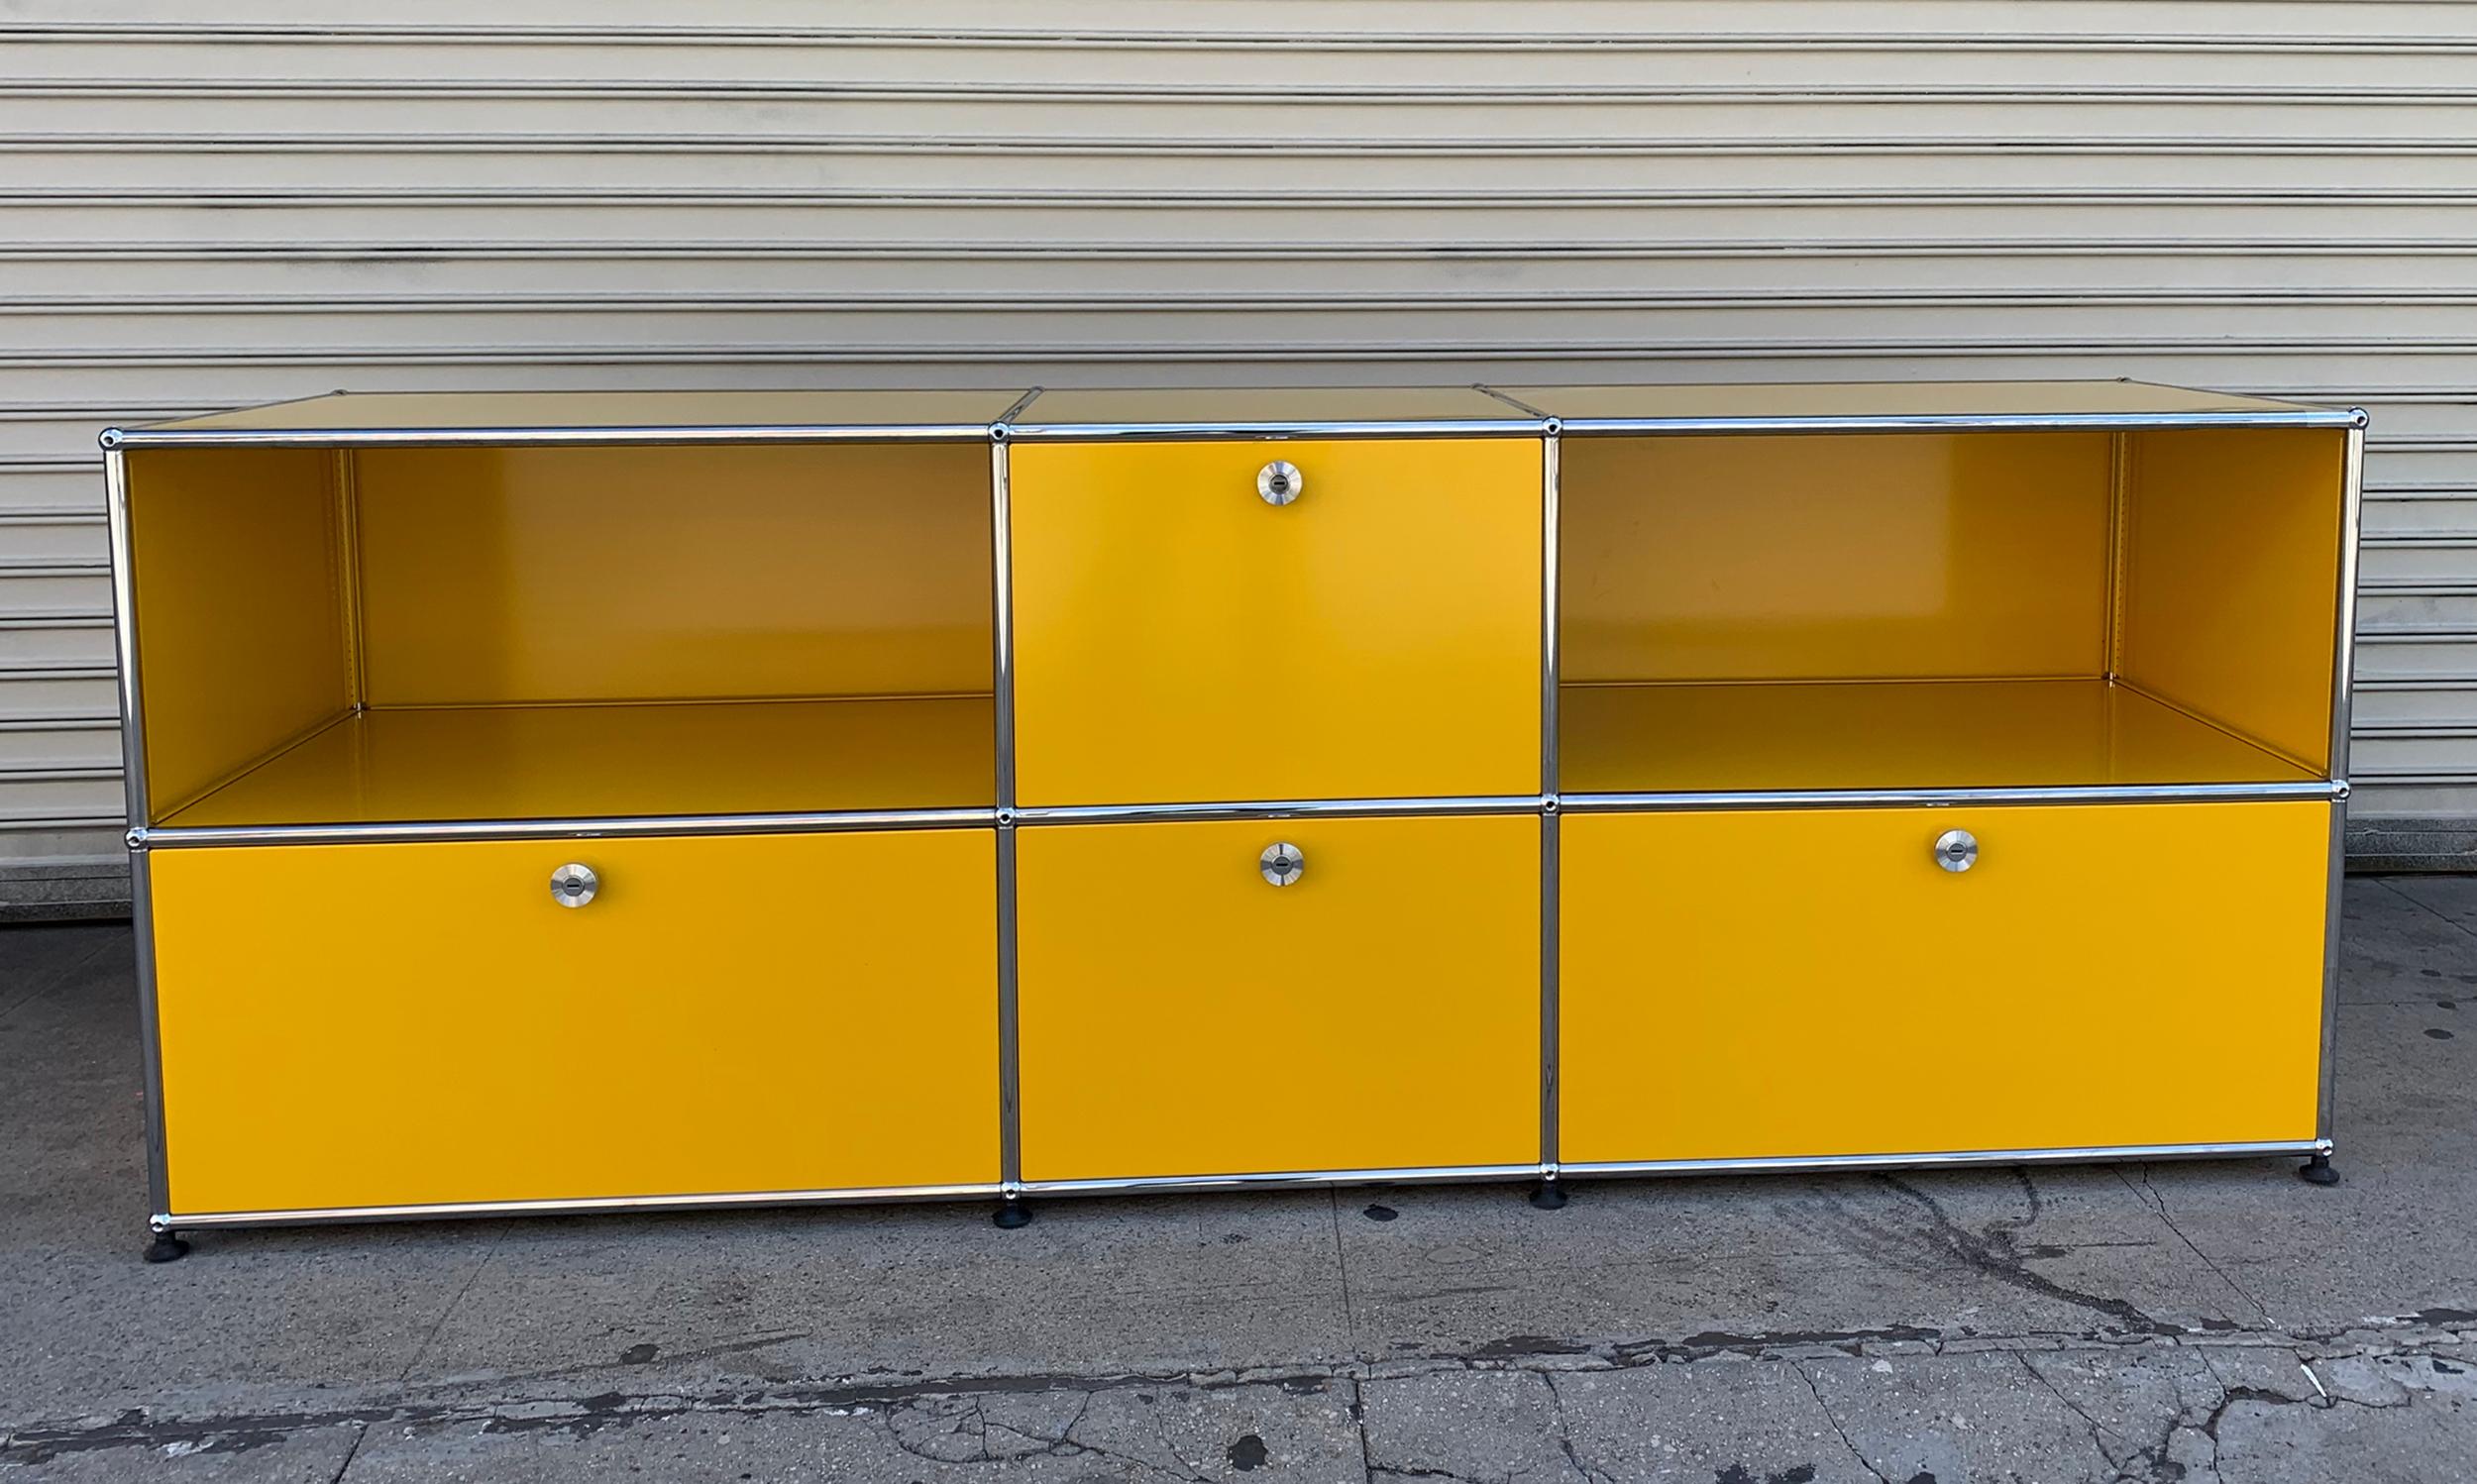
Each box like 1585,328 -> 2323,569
989,429 -> 1024,1201
104,447 -> 173,1223
106,423 -> 1002,451
1538,428 -> 1562,1185
1022,1164 -> 1543,1199
1562,781 -> 2343,812
1003,417 -> 1548,444
164,1182 -> 1008,1231
1012,795 -> 1543,826
131,808 -> 999,851
1545,409 -> 2362,439
1562,1138 -> 2331,1183
110,393 -> 2367,1236
2319,417 -> 2368,1144
154,1136 -> 2335,1232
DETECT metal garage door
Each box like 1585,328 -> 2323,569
3,1 -> 2473,913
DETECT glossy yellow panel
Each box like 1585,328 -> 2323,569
1509,380 -> 2325,422
1562,678 -> 2315,795
151,388 -> 1027,433
1011,438 -> 1542,804
1562,432 -> 2110,682
1016,385 -> 1520,429
356,443 -> 991,705
1562,802 -> 2329,1163
2121,427 -> 2347,774
153,829 -> 999,1214
127,447 -> 352,819
1018,815 -> 1538,1180
162,695 -> 992,827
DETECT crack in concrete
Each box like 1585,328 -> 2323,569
9,1315 -> 2471,1470
1870,1173 -> 2184,1336
322,1421 -> 367,1484
2011,1349 -> 2134,1478
1536,1369 -> 1610,1484
1789,1359 -> 1891,1484
2119,1163 -> 2276,1327
2373,877 -> 2477,948
393,1220 -> 507,1382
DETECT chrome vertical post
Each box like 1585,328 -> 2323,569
2317,415 -> 2366,1146
1537,424 -> 1563,1202
102,436 -> 174,1227
989,426 -> 1026,1220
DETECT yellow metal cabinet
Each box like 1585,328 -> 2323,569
1560,801 -> 2332,1164
1008,438 -> 1544,805
101,385 -> 2358,1244
150,829 -> 999,1216
1017,814 -> 1540,1181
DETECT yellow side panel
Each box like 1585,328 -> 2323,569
1562,802 -> 2329,1162
1561,432 -> 2111,683
127,447 -> 351,820
2121,427 -> 2346,774
356,443 -> 992,705
1019,815 -> 1539,1180
1010,439 -> 1542,805
152,830 -> 998,1214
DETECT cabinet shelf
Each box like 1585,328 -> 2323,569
1559,678 -> 2317,797
157,694 -> 995,829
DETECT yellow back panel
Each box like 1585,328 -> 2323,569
1561,431 -> 2112,682
355,443 -> 993,704
127,447 -> 351,819
2120,427 -> 2346,774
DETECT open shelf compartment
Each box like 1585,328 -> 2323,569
122,432 -> 999,831
1555,421 -> 2349,797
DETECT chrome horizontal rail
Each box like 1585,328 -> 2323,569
158,1140 -> 2327,1232
1560,780 -> 2345,811
1555,408 -> 2366,436
1001,418 -> 1551,443
1562,1138 -> 2328,1180
133,805 -> 998,849
104,422 -> 999,450
1012,795 -> 1544,825
1019,1164 -> 1542,1198
159,1182 -> 1004,1232
102,409 -> 2360,453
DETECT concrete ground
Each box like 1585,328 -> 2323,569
3,880 -> 2474,1483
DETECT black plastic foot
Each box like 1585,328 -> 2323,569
1528,1179 -> 1568,1211
143,1232 -> 189,1264
2298,1153 -> 2340,1187
992,1198 -> 1032,1229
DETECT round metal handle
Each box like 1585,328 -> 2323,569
1256,460 -> 1303,506
1259,841 -> 1306,887
1932,829 -> 1978,874
550,862 -> 600,907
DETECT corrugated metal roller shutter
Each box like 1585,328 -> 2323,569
3,1 -> 2473,912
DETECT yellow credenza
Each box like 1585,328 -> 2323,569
102,381 -> 2361,1256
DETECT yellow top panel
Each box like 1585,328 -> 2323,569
129,381 -> 2343,441
1012,385 -> 1527,432
1561,678 -> 2318,795
1503,379 -> 2340,425
137,388 -> 1029,435
160,695 -> 994,827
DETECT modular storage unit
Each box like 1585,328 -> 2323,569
104,380 -> 2362,1257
